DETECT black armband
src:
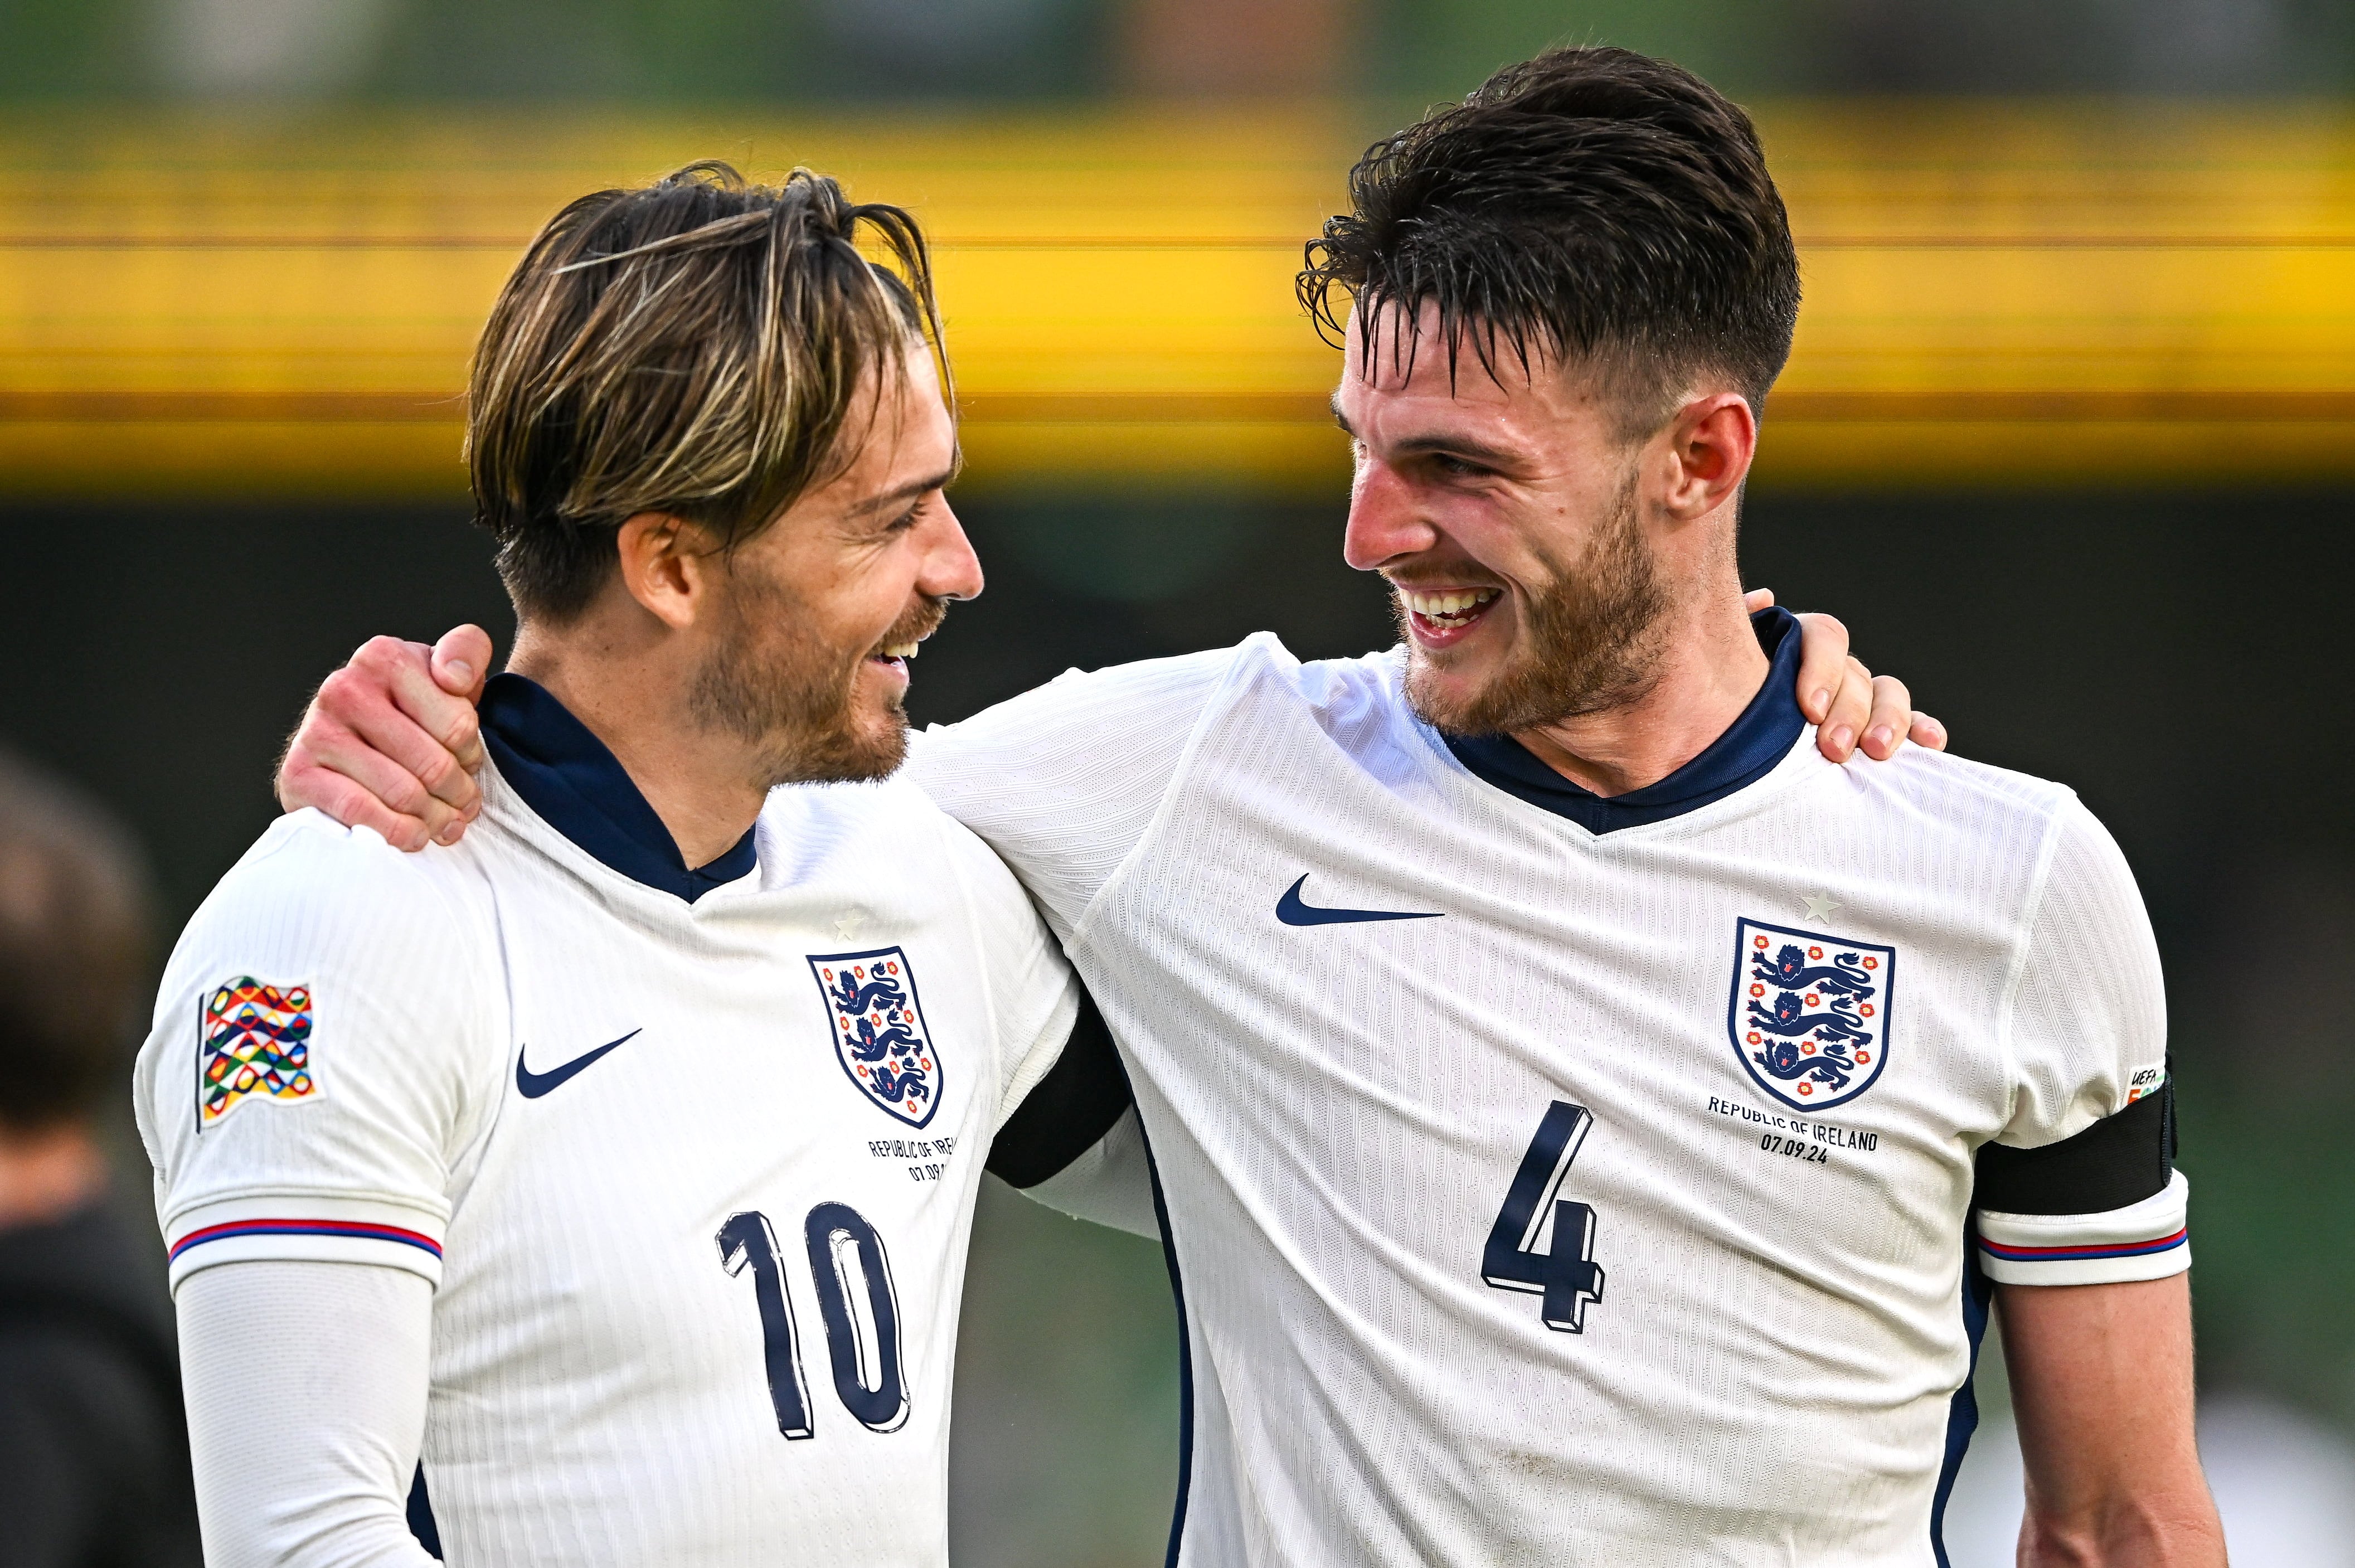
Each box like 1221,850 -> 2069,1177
1973,1079 -> 2176,1216
985,985 -> 1134,1190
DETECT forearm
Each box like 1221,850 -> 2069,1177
178,1261 -> 439,1568
2002,1275 -> 2225,1567
2019,1495 -> 2228,1567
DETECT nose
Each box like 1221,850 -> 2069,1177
920,497 -> 985,602
1341,458 -> 1436,572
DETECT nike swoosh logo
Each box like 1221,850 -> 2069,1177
1275,875 -> 1444,927
516,1030 -> 642,1099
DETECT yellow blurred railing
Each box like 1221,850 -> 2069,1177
2,101 -> 2351,497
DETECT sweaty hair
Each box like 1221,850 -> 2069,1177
1298,46 -> 1800,436
0,750 -> 155,1133
470,161 -> 946,623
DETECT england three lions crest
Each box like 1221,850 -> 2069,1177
810,947 -> 941,1129
1727,918 -> 1895,1113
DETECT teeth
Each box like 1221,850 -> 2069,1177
1400,588 -> 1500,625
880,642 -> 919,659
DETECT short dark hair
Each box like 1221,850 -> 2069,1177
1299,46 -> 1800,435
470,162 -> 945,624
0,750 -> 155,1133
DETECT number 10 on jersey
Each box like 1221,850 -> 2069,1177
716,1205 -> 909,1440
1482,1101 -> 1606,1333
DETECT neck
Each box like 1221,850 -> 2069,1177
509,615 -> 765,870
0,1122 -> 104,1229
1508,575 -> 1769,798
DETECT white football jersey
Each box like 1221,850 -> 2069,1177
135,674 -> 1078,1568
910,610 -> 2186,1568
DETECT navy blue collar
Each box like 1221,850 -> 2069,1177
1442,606 -> 1806,834
479,673 -> 759,904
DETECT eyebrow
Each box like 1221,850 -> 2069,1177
1330,394 -> 1522,469
849,465 -> 959,519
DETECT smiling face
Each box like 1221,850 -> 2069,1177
689,346 -> 979,787
1337,303 -> 1676,736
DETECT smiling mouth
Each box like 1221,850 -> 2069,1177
1398,586 -> 1503,635
867,596 -> 949,676
867,639 -> 919,678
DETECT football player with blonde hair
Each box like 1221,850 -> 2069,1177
139,164 -> 1124,1568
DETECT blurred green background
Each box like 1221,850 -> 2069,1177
4,1 -> 2353,1563
8,0 -> 2355,99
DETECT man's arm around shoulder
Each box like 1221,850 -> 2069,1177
273,606 -> 1944,855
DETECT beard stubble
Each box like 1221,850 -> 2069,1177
1402,465 -> 1671,737
689,560 -> 945,789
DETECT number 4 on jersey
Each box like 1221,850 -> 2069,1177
1482,1101 -> 1606,1333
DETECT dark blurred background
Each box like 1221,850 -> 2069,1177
4,1 -> 2353,1562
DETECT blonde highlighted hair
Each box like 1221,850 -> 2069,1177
468,161 -> 947,622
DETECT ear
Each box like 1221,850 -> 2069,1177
1661,392 -> 1758,521
614,512 -> 716,630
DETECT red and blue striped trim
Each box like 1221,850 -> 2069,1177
168,1217 -> 442,1263
1979,1227 -> 2186,1265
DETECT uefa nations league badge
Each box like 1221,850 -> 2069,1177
1728,919 -> 1895,1113
810,946 -> 942,1129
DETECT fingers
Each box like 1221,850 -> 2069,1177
1743,586 -> 1776,613
431,624 -> 494,702
278,721 -> 454,852
1814,669 -> 1937,764
1815,654 -> 1872,762
1790,611 -> 1940,763
271,634 -> 484,852
338,637 -> 484,817
427,626 -> 493,774
1857,673 -> 1915,761
1789,611 -> 1851,725
284,707 -> 471,849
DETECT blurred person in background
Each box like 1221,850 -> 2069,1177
0,749 -> 202,1568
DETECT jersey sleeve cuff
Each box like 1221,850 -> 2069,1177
1976,1168 -> 2189,1285
163,1193 -> 446,1292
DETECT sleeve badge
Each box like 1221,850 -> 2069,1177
198,976 -> 318,1127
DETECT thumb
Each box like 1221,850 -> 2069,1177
431,624 -> 495,701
